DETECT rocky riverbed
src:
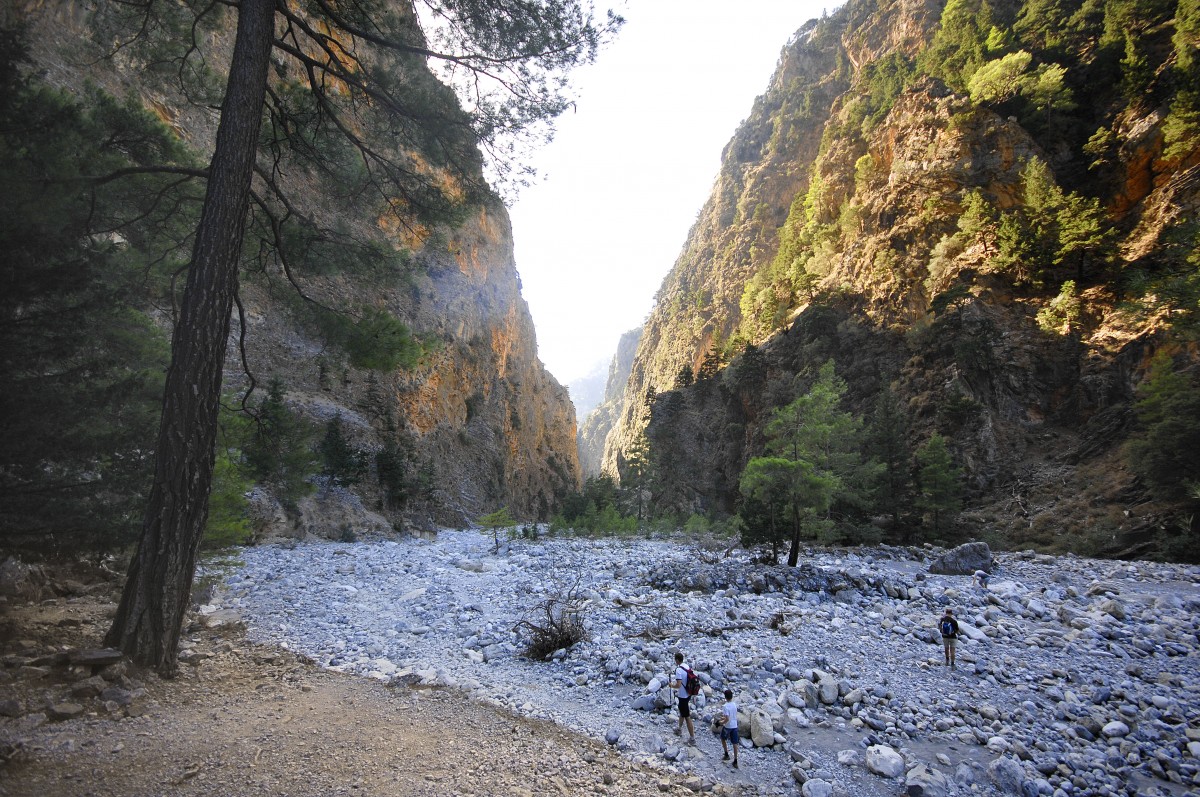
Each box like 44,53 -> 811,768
210,532 -> 1200,797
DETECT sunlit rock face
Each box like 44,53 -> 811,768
600,0 -> 1199,549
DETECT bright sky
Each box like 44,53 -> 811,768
508,0 -> 831,386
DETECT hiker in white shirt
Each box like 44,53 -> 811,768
669,651 -> 695,743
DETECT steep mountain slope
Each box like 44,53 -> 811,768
13,0 -> 580,534
601,0 -> 1200,552
578,328 -> 641,476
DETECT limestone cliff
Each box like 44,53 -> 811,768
16,0 -> 580,532
603,0 -> 1200,552
578,328 -> 641,476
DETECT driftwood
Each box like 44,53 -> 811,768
697,622 -> 758,637
624,626 -> 676,641
612,596 -> 651,608
513,575 -> 590,660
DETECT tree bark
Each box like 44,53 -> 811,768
105,0 -> 277,677
787,504 -> 801,567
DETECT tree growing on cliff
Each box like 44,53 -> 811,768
100,0 -> 621,675
1124,351 -> 1200,501
318,415 -> 369,490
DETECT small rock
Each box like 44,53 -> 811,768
1102,721 -> 1129,738
70,675 -> 109,699
67,648 -> 124,668
47,702 -> 85,721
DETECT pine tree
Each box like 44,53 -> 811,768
100,0 -> 621,674
620,431 -> 653,523
478,506 -> 517,553
1124,352 -> 1200,499
0,36 -> 187,553
318,415 -> 368,490
866,388 -> 912,536
242,379 -> 316,513
739,360 -> 869,565
914,433 -> 963,535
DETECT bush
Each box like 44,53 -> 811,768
515,579 -> 590,660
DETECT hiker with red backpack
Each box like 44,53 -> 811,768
670,651 -> 700,743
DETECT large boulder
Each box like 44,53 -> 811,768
928,542 -> 993,576
866,744 -> 906,778
750,709 -> 775,747
906,763 -> 951,797
0,557 -> 47,598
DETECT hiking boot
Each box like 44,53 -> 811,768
688,736 -> 696,745
723,753 -> 729,761
732,760 -> 739,769
673,727 -> 682,736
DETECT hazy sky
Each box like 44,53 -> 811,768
508,0 -> 831,386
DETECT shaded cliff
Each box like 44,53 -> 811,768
603,0 -> 1200,552
14,0 -> 580,533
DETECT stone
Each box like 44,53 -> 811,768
70,675 -> 109,699
801,779 -> 834,797
905,763 -> 951,797
605,727 -> 621,745
989,755 -> 1025,794
837,749 -> 861,766
99,686 -> 134,707
0,698 -> 22,717
866,744 -> 905,778
195,609 -> 243,629
750,709 -> 774,747
47,702 -> 85,721
928,542 -> 993,576
816,676 -> 839,705
67,648 -> 124,668
1101,721 -> 1129,738
631,694 -> 657,711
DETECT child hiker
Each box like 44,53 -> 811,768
717,689 -> 739,768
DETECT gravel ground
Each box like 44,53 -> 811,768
5,531 -> 1199,797
0,580 -> 713,797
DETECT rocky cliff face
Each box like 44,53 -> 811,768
18,0 -> 580,532
578,328 -> 641,476
603,0 -> 1199,552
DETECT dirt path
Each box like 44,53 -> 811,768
0,585 -> 736,797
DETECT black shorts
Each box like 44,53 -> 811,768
678,697 -> 691,718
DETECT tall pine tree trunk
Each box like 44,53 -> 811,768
106,0 -> 276,677
787,504 -> 801,567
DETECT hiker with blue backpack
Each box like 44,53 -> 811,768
671,651 -> 699,743
940,608 -> 959,669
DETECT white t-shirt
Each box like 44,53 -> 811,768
722,701 -> 738,729
675,665 -> 689,699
